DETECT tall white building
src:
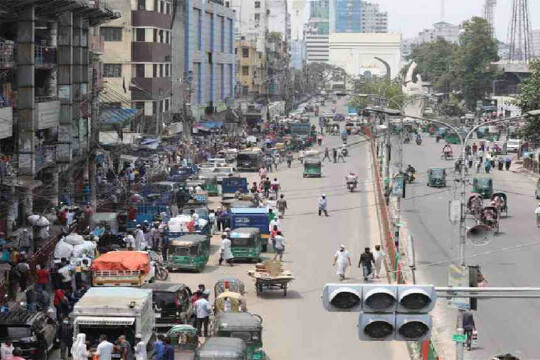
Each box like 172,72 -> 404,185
288,0 -> 307,40
361,1 -> 388,33
532,29 -> 540,57
291,40 -> 306,69
305,22 -> 329,63
402,21 -> 460,58
230,0 -> 270,53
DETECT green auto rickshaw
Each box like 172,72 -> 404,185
303,158 -> 322,178
427,167 -> 447,187
194,337 -> 247,360
167,234 -> 210,272
229,227 -> 263,262
199,174 -> 219,196
167,324 -> 198,351
214,312 -> 266,360
473,176 -> 493,199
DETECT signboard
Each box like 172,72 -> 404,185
448,265 -> 471,310
452,334 -> 467,343
392,175 -> 405,198
449,200 -> 461,224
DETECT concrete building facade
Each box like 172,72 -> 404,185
185,0 -> 236,120
305,25 -> 329,64
291,39 -> 306,69
0,0 -> 116,235
402,22 -> 460,58
229,0 -> 269,54
361,1 -> 388,33
236,39 -> 267,96
329,32 -> 402,78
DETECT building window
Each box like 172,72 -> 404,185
152,101 -> 157,115
242,66 -> 249,76
160,64 -> 164,77
138,0 -> 146,10
135,64 -> 145,78
100,27 -> 122,41
136,28 -> 146,42
134,102 -> 145,111
166,2 -> 171,15
166,64 -> 170,77
165,99 -> 170,111
153,64 -> 158,77
153,29 -> 158,42
103,64 -> 122,77
166,31 -> 170,44
254,13 -> 260,21
242,47 -> 249,58
255,1 -> 260,8
160,0 -> 164,13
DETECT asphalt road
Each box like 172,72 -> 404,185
167,96 -> 408,359
393,134 -> 540,359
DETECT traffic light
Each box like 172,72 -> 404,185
322,284 -> 437,342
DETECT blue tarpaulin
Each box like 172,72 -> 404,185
100,108 -> 139,125
200,121 -> 223,129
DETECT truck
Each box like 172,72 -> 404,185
91,251 -> 156,287
230,207 -> 270,252
72,287 -> 155,353
237,149 -> 264,172
290,123 -> 311,138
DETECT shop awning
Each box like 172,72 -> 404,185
74,316 -> 135,326
100,108 -> 139,126
200,121 -> 223,129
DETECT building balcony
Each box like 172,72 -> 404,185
0,41 -> 15,69
132,42 -> 172,63
132,10 -> 172,28
34,98 -> 60,130
130,77 -> 172,100
35,45 -> 57,69
0,106 -> 13,139
35,145 -> 56,172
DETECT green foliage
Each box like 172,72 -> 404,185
349,78 -> 405,109
455,17 -> 499,108
405,17 -> 498,109
517,60 -> 540,143
440,102 -> 464,117
406,38 -> 459,93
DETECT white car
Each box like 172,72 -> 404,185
507,139 -> 522,152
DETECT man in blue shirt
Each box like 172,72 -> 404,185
162,337 -> 174,360
152,334 -> 165,360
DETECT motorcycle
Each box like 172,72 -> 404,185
154,256 -> 169,281
317,138 -> 323,146
341,147 -> 349,157
404,136 -> 411,144
347,181 -> 357,192
416,138 -> 422,145
404,171 -> 416,183
436,135 -> 441,143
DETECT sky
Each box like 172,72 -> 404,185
290,0 -> 540,41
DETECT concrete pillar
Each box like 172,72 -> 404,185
57,13 -> 73,164
72,16 -> 83,151
81,20 -> 90,152
16,6 -> 36,177
48,22 -> 58,98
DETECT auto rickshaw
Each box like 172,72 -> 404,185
167,324 -> 198,351
473,176 -> 493,199
194,337 -> 247,360
166,234 -> 210,272
199,174 -> 219,196
427,167 -> 447,187
214,312 -> 266,360
445,133 -> 461,144
480,206 -> 499,233
229,227 -> 263,262
214,291 -> 248,313
214,277 -> 246,297
303,158 -> 322,178
491,192 -> 508,217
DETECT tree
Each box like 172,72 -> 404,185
517,59 -> 540,144
348,78 -> 405,109
454,17 -> 499,108
406,38 -> 459,93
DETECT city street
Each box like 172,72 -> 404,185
169,98 -> 408,359
393,135 -> 540,359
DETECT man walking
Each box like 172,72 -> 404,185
332,148 -> 338,163
373,245 -> 386,279
218,235 -> 234,266
58,315 -> 73,360
273,232 -> 286,261
133,225 -> 144,251
117,335 -> 134,360
333,245 -> 351,281
359,247 -> 375,281
194,290 -> 211,337
276,194 -> 288,218
337,147 -> 346,163
318,194 -> 328,216
322,147 -> 331,162
94,335 -> 114,360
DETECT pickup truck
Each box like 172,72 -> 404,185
91,251 -> 156,287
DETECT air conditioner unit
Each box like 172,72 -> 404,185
112,9 -> 121,18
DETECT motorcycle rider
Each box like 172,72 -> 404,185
405,165 -> 416,182
415,133 -> 422,143
345,172 -> 358,190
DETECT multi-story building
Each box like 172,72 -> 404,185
230,0 -> 269,54
532,29 -> 540,58
185,0 -> 236,120
100,0 -> 180,135
361,1 -> 388,33
236,39 -> 267,96
417,21 -> 460,44
0,0 -> 116,235
305,22 -> 330,63
267,32 -> 290,98
309,0 -> 330,35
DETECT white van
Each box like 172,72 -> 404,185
507,139 -> 523,152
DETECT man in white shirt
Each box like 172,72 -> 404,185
273,232 -> 286,261
94,335 -> 114,360
372,244 -> 386,279
0,339 -> 14,360
268,218 -> 281,233
194,291 -> 211,337
124,232 -> 136,250
133,225 -> 144,250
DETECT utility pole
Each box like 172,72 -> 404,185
384,112 -> 391,194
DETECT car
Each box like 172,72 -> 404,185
507,138 -> 522,152
212,167 -> 239,183
207,158 -> 228,167
0,310 -> 57,359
